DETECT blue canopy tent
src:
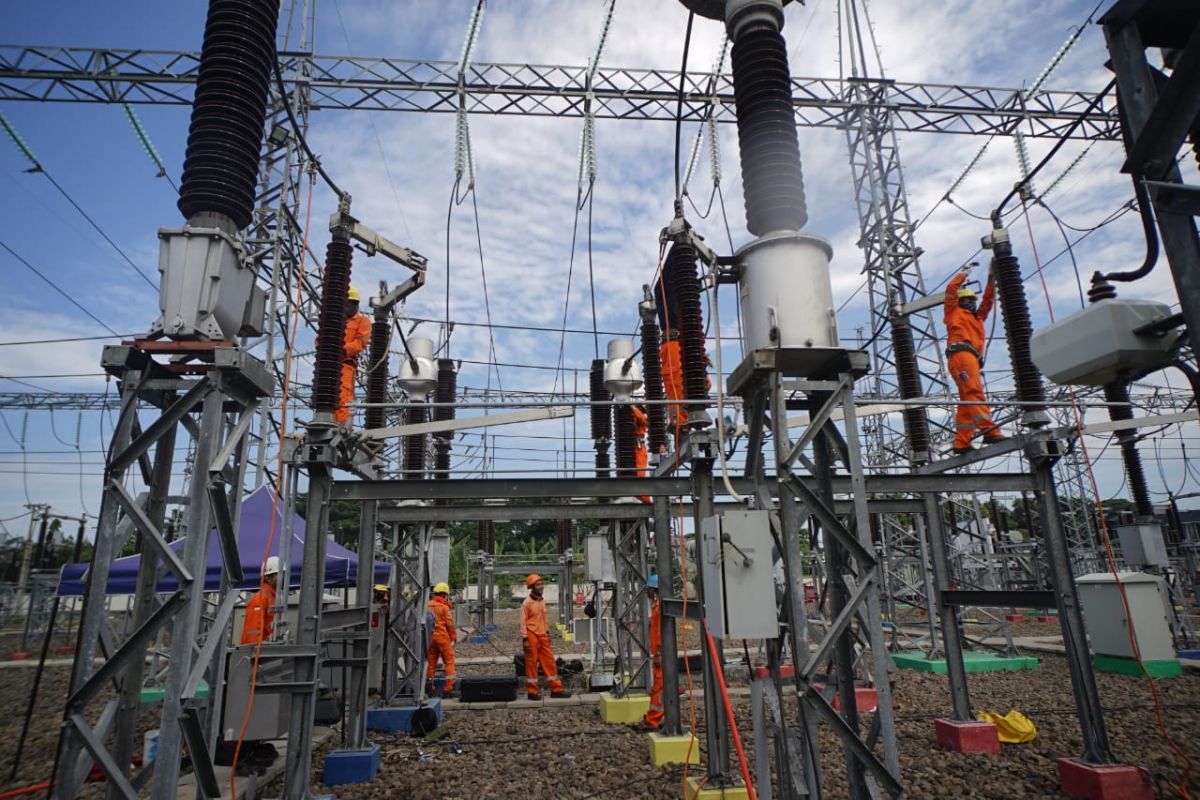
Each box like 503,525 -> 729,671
56,485 -> 389,596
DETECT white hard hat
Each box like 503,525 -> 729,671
264,556 -> 281,576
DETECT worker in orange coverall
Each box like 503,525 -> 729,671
641,574 -> 665,730
240,556 -> 281,645
336,285 -> 372,426
945,262 -> 1006,454
426,582 -> 457,698
632,398 -> 651,503
660,328 -> 686,433
520,574 -> 572,700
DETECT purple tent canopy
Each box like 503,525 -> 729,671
56,485 -> 389,597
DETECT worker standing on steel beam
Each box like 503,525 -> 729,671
641,574 -> 664,730
426,582 -> 458,698
520,574 -> 572,700
336,286 -> 372,426
945,262 -> 1006,454
240,556 -> 281,645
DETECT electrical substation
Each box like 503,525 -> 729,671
1,0 -> 1200,798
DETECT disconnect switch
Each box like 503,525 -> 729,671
699,510 -> 777,640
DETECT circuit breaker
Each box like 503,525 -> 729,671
699,510 -> 778,639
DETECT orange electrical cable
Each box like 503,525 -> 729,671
1022,204 -> 1194,798
704,625 -> 758,800
230,168 -> 316,797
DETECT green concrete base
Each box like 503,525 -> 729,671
599,691 -> 650,724
892,650 -> 1039,674
141,679 -> 208,703
685,777 -> 749,799
1094,654 -> 1181,678
648,732 -> 700,766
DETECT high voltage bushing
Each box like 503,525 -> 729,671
177,0 -> 280,229
312,235 -> 353,414
478,519 -> 495,553
666,243 -> 710,419
614,405 -> 636,477
433,358 -> 457,478
403,402 -> 427,479
556,519 -> 572,554
729,8 -> 807,235
590,358 -> 612,477
640,296 -> 668,455
987,227 -> 1046,423
889,314 -> 931,462
1103,381 -> 1152,517
364,313 -> 390,430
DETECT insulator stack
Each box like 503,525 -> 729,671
1088,274 -> 1118,303
666,244 -> 710,419
403,404 -> 427,479
312,236 -> 353,414
177,0 -> 280,229
478,519 -> 495,554
1104,382 -> 1152,517
614,405 -> 636,477
364,313 -> 390,430
590,359 -> 612,478
889,314 -> 931,462
556,519 -> 572,554
730,23 -> 807,235
991,240 -> 1045,406
432,358 -> 457,479
641,314 -> 668,454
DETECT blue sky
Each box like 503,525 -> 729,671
1,0 -> 1198,543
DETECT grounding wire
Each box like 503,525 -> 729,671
0,239 -> 119,336
673,11 -> 695,206
469,188 -> 503,393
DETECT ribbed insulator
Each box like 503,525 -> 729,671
1088,274 -> 1117,303
641,315 -> 667,454
403,404 -> 426,479
312,237 -> 353,413
364,313 -> 389,430
177,0 -> 279,229
614,405 -> 636,477
667,244 -> 709,416
433,358 -> 457,479
730,25 -> 807,235
590,358 -> 612,477
1104,382 -> 1152,517
478,519 -> 494,553
556,519 -> 572,554
991,244 -> 1045,403
889,315 -> 930,461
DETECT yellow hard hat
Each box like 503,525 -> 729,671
957,287 -> 977,299
373,584 -> 389,593
433,581 -> 450,594
347,286 -> 361,302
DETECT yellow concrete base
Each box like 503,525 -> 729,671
684,777 -> 749,800
598,691 -> 650,724
562,632 -> 575,643
647,732 -> 700,766
555,622 -> 566,631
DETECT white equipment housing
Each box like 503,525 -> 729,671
1030,298 -> 1177,386
737,231 -> 838,352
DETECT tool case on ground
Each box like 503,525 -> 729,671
459,674 -> 518,702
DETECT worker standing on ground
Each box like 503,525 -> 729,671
641,574 -> 665,730
240,556 -> 281,645
426,582 -> 457,698
520,574 -> 572,700
336,286 -> 372,426
945,262 -> 1006,454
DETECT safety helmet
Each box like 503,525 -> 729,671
957,287 -> 977,300
373,584 -> 389,593
433,581 -> 450,594
347,285 -> 361,302
646,575 -> 659,590
263,555 -> 281,576
526,573 -> 542,588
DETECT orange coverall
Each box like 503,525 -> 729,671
336,312 -> 372,425
643,596 -> 664,729
633,404 -> 650,503
945,272 -> 1001,449
426,594 -> 457,693
520,593 -> 564,698
240,582 -> 276,645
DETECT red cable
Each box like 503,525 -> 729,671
0,782 -> 51,799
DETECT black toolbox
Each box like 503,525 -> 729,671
459,674 -> 519,703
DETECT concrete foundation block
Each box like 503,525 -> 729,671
647,732 -> 700,766
934,718 -> 1000,755
684,776 -> 749,799
1057,757 -> 1153,800
366,700 -> 442,734
322,744 -> 381,786
598,691 -> 649,724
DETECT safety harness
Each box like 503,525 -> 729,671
946,340 -> 984,366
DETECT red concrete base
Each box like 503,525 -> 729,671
934,719 -> 1000,755
1005,614 -> 1026,622
1036,616 -> 1056,622
54,646 -> 76,655
9,652 -> 31,661
812,683 -> 879,713
1057,758 -> 1152,800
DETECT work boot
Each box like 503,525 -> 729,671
951,446 -> 974,455
983,433 -> 1008,444
527,692 -> 540,701
551,689 -> 573,699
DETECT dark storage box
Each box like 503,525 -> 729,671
459,674 -> 519,703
